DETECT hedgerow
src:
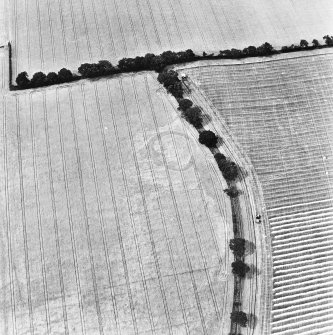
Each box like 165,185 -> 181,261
12,35 -> 333,90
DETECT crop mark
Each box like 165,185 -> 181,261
147,131 -> 194,172
142,77 -> 191,334
119,78 -> 159,335
146,77 -> 209,334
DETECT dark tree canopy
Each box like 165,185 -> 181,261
219,49 -> 232,58
46,72 -> 59,85
230,311 -> 248,327
224,187 -> 239,198
199,130 -> 218,147
117,50 -> 195,72
157,70 -> 184,98
312,39 -> 320,47
217,160 -> 238,181
149,55 -> 165,72
157,70 -> 179,87
214,152 -> 226,162
78,61 -> 116,78
160,51 -> 178,65
182,106 -> 203,128
97,60 -> 116,74
166,82 -> 183,98
257,42 -> 275,55
178,98 -> 193,111
58,68 -> 73,82
15,36 -> 329,91
229,238 -> 246,257
243,46 -> 257,56
232,260 -> 250,278
78,63 -> 98,77
16,72 -> 30,88
300,39 -> 309,48
182,49 -> 196,61
323,35 -> 333,46
117,58 -> 135,72
30,72 -> 47,87
223,162 -> 238,180
230,48 -> 243,58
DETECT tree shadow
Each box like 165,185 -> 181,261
210,147 -> 220,155
236,189 -> 243,196
244,240 -> 256,256
216,134 -> 224,147
247,313 -> 257,329
246,264 -> 260,279
232,301 -> 242,312
224,187 -> 242,199
201,113 -> 212,126
237,165 -> 249,179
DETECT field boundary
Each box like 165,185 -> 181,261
177,56 -> 333,333
173,48 -> 333,70
8,37 -> 333,91
176,75 -> 273,334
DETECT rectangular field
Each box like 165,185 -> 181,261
5,0 -> 333,76
182,53 -> 333,334
0,73 -> 233,334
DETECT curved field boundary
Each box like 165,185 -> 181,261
179,54 -> 333,334
176,48 -> 333,70
0,72 -> 234,334
176,73 -> 273,335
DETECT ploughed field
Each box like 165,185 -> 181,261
5,0 -> 333,76
0,73 -> 233,334
182,53 -> 333,334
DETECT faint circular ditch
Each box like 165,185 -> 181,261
147,131 -> 194,171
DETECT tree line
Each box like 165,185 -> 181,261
157,69 -> 257,333
13,35 -> 333,90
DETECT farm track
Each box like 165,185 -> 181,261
7,0 -> 333,76
179,52 -> 333,334
178,78 -> 272,335
0,72 -> 234,334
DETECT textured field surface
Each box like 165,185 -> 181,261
0,73 -> 233,335
182,53 -> 333,334
4,0 -> 333,76
182,86 -> 273,335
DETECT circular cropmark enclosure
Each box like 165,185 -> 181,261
0,72 -> 234,335
148,131 -> 194,171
